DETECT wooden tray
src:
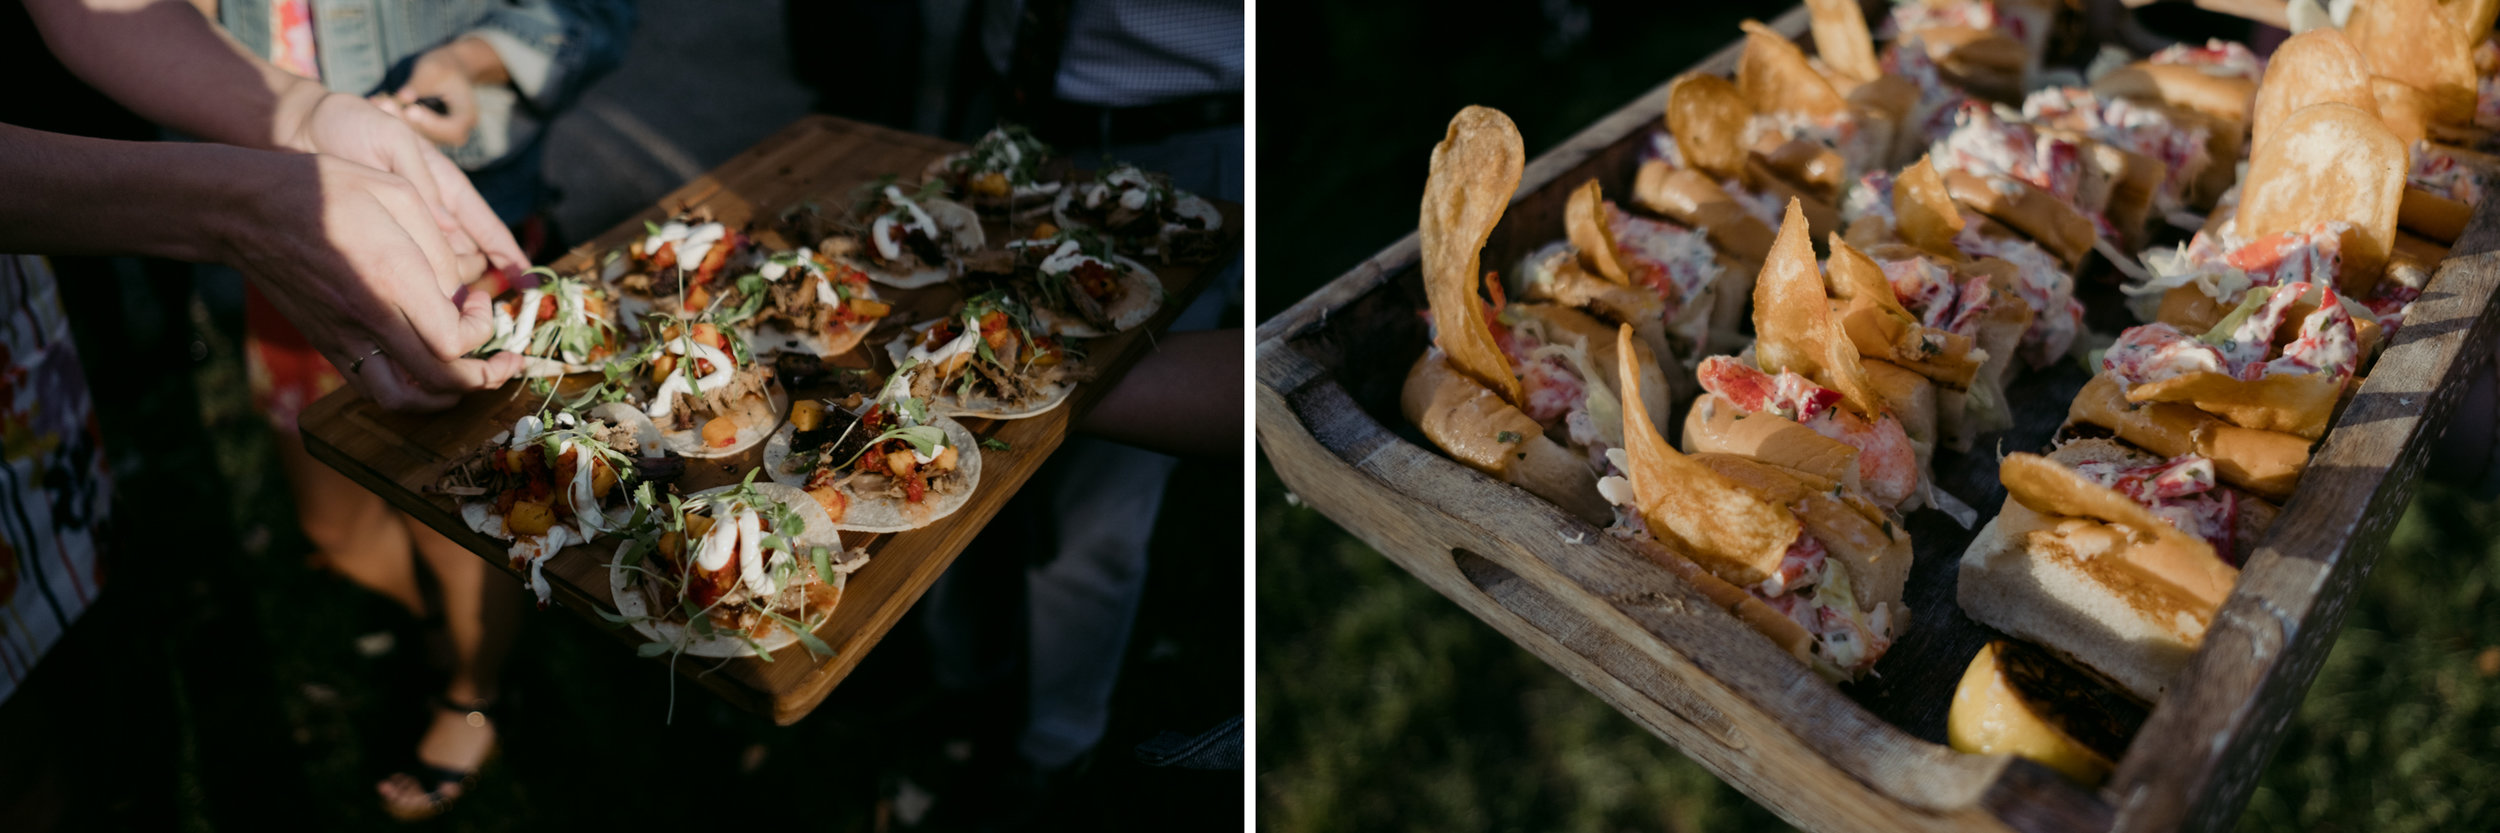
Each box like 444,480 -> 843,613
1254,7 -> 2500,832
304,115 -> 1238,725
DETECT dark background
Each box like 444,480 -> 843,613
1254,1 -> 2500,831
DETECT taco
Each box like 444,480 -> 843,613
1051,163 -> 1226,264
739,246 -> 895,357
925,124 -> 1063,215
438,405 -> 661,605
1011,229 -> 1164,337
478,267 -> 629,377
608,480 -> 865,659
761,382 -> 983,533
602,208 -> 758,321
630,318 -> 788,458
883,291 -> 1079,419
827,181 -> 986,290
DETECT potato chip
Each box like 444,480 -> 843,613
1894,155 -> 1965,258
1421,106 -> 1526,406
2250,28 -> 2380,148
2440,0 -> 2499,50
1999,452 -> 2237,611
1754,200 -> 1887,418
2346,0 -> 2478,125
2371,78 -> 2433,147
1668,73 -> 1755,181
1616,325 -> 1800,586
2234,102 -> 2406,296
1806,0 -> 1881,83
1739,20 -> 1849,119
1828,235 -> 1983,389
1564,179 -> 1630,285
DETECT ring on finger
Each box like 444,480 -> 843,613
350,347 -> 387,374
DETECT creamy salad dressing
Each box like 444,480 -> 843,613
2148,39 -> 2265,82
646,338 -> 737,420
642,221 -> 727,271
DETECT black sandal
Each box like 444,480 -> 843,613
379,696 -> 500,822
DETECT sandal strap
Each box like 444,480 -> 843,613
430,694 -> 502,727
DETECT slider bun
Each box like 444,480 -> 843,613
2066,373 -> 2310,500
1681,391 -> 1864,493
1402,349 -> 1611,523
1959,439 -> 2237,702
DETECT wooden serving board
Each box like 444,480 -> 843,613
1256,6 -> 2500,832
304,115 -> 1237,725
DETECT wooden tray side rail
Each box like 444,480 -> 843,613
2104,199 -> 2500,832
1255,6 -> 2500,832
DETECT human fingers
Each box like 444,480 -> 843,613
400,104 -> 471,146
355,166 -> 468,311
423,146 -> 528,272
348,352 -> 460,412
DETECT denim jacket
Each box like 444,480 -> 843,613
217,0 -> 635,173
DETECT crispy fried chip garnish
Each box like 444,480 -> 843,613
1669,73 -> 1755,181
1617,325 -> 1798,586
1895,155 -> 1965,258
2441,0 -> 2499,40
2234,103 -> 2405,296
1565,179 -> 1630,285
1754,200 -> 1886,418
1806,0 -> 1881,83
2346,0 -> 2478,125
2251,28 -> 2380,143
2371,78 -> 2433,147
1422,106 -> 1527,406
1739,20 -> 1849,119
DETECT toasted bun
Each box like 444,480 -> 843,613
2092,63 -> 2256,125
1682,391 -> 1864,492
2234,103 -> 2405,296
2370,77 -> 2433,147
1863,359 -> 1940,454
1828,236 -> 1983,390
1633,162 -> 1777,272
1958,439 -> 2244,702
2066,374 -> 2310,500
1947,640 -> 2146,784
1941,169 -> 2097,266
1402,350 -> 1613,524
2399,187 -> 2472,245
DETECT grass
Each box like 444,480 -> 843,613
1256,1 -> 2500,830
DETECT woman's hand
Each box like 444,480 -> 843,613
223,151 -> 524,411
287,92 -> 527,285
369,36 -> 508,149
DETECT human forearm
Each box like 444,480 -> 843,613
1076,329 -> 1243,459
0,123 -> 268,263
22,0 -> 329,151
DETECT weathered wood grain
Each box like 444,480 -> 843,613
1255,4 -> 2499,831
303,115 -> 1238,725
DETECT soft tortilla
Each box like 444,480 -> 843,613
608,482 -> 850,658
761,416 -> 984,532
656,374 -> 790,459
1032,254 -> 1164,337
881,328 -> 1077,420
858,198 -> 986,290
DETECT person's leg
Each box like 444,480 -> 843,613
273,430 -> 426,617
377,517 -> 523,812
1019,437 -> 1178,770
